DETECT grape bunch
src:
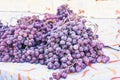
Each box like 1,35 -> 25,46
0,13 -> 61,62
0,15 -> 50,62
44,17 -> 109,80
0,4 -> 110,80
57,4 -> 73,20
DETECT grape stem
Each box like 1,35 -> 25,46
44,19 -> 56,25
85,20 -> 98,35
104,45 -> 120,51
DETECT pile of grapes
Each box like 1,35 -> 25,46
0,4 -> 110,80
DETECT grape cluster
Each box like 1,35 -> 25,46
57,4 -> 73,20
44,18 -> 109,80
0,4 -> 110,80
0,15 -> 53,62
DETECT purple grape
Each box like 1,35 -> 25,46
80,52 -> 84,57
48,53 -> 53,57
73,45 -> 79,50
97,56 -> 102,62
61,36 -> 67,40
3,55 -> 9,61
83,56 -> 90,65
82,19 -> 87,24
61,63 -> 67,68
52,72 -> 60,80
61,71 -> 67,79
79,47 -> 83,52
54,62 -> 60,68
76,53 -> 81,58
86,52 -> 91,57
69,67 -> 75,72
76,59 -> 82,66
81,63 -> 86,69
39,60 -> 45,65
49,77 -> 53,80
61,57 -> 67,62
67,37 -> 72,42
39,54 -> 44,59
60,40 -> 65,45
102,56 -> 110,63
75,65 -> 82,72
47,62 -> 53,69
67,56 -> 73,61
